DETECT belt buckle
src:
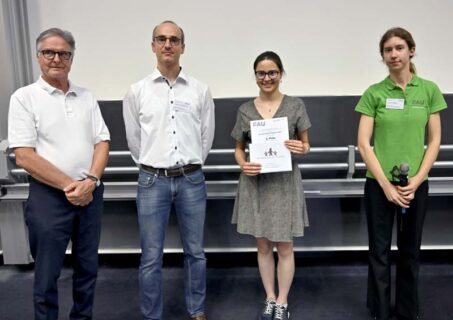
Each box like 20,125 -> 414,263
175,167 -> 184,177
163,166 -> 186,177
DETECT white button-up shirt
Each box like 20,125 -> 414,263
8,77 -> 110,179
123,68 -> 215,168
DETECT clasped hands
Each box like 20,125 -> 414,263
241,139 -> 309,176
383,177 -> 421,209
63,179 -> 96,206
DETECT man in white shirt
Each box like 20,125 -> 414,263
123,20 -> 215,320
8,28 -> 110,320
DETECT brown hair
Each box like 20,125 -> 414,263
379,27 -> 416,74
253,51 -> 285,73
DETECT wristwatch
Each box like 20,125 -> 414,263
86,174 -> 101,187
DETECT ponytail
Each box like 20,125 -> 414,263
409,62 -> 416,74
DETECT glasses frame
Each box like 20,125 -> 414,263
153,36 -> 182,46
39,49 -> 73,61
255,70 -> 280,80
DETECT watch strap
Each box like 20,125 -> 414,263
86,174 -> 100,187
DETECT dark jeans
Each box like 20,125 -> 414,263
25,178 -> 104,320
365,178 -> 428,320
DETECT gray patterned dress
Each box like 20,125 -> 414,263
231,95 -> 311,242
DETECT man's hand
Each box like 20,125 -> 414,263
64,179 -> 96,206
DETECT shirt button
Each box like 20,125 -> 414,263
170,87 -> 173,89
171,101 -> 173,104
176,161 -> 179,165
175,146 -> 177,150
173,131 -> 176,134
172,116 -> 174,119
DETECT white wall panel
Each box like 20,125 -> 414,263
24,0 -> 453,99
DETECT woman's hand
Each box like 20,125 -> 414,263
397,176 -> 422,201
284,139 -> 309,154
382,182 -> 410,208
235,141 -> 261,176
240,162 -> 262,176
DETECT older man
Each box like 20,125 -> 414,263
123,21 -> 215,320
8,28 -> 110,320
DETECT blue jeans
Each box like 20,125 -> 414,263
137,168 -> 207,320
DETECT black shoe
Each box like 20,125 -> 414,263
258,299 -> 276,320
274,304 -> 290,320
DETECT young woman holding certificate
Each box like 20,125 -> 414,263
356,27 -> 447,320
231,51 -> 311,320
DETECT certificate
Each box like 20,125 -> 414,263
249,117 -> 292,173
250,117 -> 289,143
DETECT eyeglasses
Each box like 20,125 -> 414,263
39,49 -> 72,61
154,36 -> 182,46
255,70 -> 280,80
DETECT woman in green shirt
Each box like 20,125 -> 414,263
356,27 -> 447,320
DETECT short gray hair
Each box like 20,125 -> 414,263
36,27 -> 76,52
152,20 -> 185,44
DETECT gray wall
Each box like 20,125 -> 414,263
0,4 -> 16,140
94,96 -> 453,253
0,0 -> 33,141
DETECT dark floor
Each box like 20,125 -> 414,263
1,254 -> 453,320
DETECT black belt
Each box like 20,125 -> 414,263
141,164 -> 201,177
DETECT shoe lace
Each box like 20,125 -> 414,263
263,300 -> 275,315
274,304 -> 287,320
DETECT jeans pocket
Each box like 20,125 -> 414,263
183,169 -> 205,185
138,170 -> 157,188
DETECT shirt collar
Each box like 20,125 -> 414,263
37,76 -> 78,95
384,74 -> 420,90
151,67 -> 188,84
408,74 -> 420,87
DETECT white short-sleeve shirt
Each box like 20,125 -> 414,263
8,77 -> 110,180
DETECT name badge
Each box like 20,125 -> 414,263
173,100 -> 191,112
386,98 -> 404,110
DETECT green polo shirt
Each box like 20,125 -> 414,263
355,75 -> 447,181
